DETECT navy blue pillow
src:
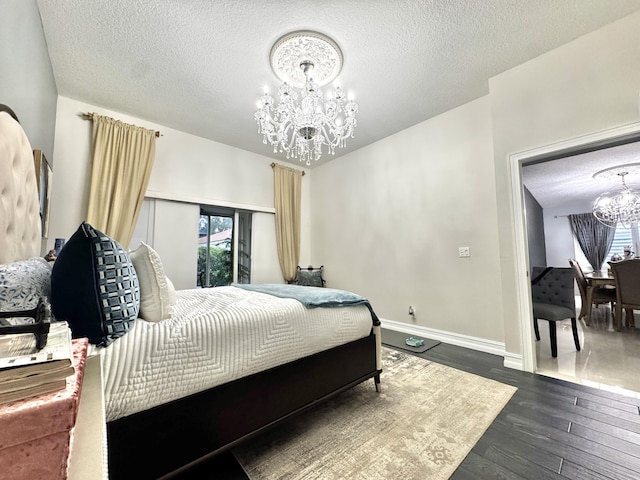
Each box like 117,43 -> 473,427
51,222 -> 140,346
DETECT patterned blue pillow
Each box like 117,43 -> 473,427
51,222 -> 140,346
0,257 -> 52,312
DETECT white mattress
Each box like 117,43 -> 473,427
101,286 -> 374,422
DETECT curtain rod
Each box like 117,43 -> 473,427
81,112 -> 162,137
271,162 -> 305,175
554,213 -> 591,218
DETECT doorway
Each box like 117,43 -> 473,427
511,121 -> 640,394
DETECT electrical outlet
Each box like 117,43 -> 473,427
458,247 -> 470,257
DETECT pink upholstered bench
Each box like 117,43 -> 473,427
0,338 -> 88,480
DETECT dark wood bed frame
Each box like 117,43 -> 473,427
107,329 -> 381,479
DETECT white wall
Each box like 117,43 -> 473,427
542,212 -> 575,268
311,96 -> 505,342
48,96 -> 312,288
542,202 -> 594,270
0,0 -> 57,164
151,199 -> 199,289
490,10 -> 640,356
130,199 -> 155,250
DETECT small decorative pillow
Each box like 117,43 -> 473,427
295,266 -> 325,287
129,242 -> 175,322
0,257 -> 52,312
50,222 -> 140,346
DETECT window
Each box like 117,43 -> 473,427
198,206 -> 252,287
607,224 -> 634,260
573,222 -> 639,271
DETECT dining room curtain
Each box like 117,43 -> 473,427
273,163 -> 302,282
568,213 -> 615,271
86,114 -> 156,248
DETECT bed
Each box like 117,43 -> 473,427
0,107 -> 382,479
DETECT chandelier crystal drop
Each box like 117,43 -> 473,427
592,169 -> 640,228
254,31 -> 358,166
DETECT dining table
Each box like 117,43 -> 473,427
584,270 -> 627,330
584,269 -> 616,286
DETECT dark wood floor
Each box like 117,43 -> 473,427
174,332 -> 640,479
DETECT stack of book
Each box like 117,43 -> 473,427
0,322 -> 74,405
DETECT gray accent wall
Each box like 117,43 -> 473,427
0,0 -> 57,162
524,186 -> 546,269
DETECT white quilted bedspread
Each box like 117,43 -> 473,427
101,286 -> 374,422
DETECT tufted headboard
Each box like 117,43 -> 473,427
0,109 -> 42,264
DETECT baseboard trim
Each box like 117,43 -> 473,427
380,318 -> 522,370
502,352 -> 524,371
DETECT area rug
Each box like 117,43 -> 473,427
233,347 -> 517,480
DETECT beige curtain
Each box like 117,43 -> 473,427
86,114 -> 156,247
273,163 -> 303,282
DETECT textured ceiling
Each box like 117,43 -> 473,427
522,141 -> 640,211
36,0 -> 640,186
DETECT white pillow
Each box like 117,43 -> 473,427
166,275 -> 177,306
129,243 -> 175,322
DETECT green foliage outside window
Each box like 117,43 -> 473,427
197,212 -> 251,287
197,245 -> 232,287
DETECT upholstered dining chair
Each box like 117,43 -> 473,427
569,258 -> 616,326
531,266 -> 581,358
608,259 -> 640,330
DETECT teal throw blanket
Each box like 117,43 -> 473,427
232,283 -> 380,325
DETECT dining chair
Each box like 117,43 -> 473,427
531,266 -> 580,358
608,259 -> 640,330
568,258 -> 616,326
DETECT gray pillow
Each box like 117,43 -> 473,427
296,267 -> 325,287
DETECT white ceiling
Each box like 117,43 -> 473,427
522,141 -> 640,211
36,0 -> 640,192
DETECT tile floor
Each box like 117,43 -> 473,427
535,299 -> 640,398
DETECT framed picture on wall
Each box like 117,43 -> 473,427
33,149 -> 52,238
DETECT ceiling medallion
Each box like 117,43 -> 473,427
270,31 -> 343,88
254,31 -> 358,166
592,163 -> 640,228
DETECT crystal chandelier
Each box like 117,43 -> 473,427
592,164 -> 640,228
254,31 -> 358,166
